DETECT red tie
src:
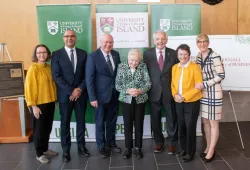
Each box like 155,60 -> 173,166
158,50 -> 164,71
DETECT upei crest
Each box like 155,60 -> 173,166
100,17 -> 114,34
160,19 -> 171,32
47,21 -> 59,35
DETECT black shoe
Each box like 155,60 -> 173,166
110,144 -> 122,153
123,148 -> 131,159
135,148 -> 143,158
204,152 -> 216,162
78,147 -> 90,157
99,148 -> 108,158
200,152 -> 207,158
182,154 -> 194,162
62,152 -> 71,162
176,150 -> 186,157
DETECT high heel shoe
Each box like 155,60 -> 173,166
199,152 -> 207,158
204,151 -> 216,162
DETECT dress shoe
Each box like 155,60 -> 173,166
135,148 -> 143,158
109,144 -> 122,153
78,147 -> 90,157
99,148 -> 108,158
199,152 -> 207,158
182,154 -> 194,162
62,152 -> 71,162
176,150 -> 186,157
153,144 -> 164,153
204,152 -> 216,162
167,146 -> 176,155
123,148 -> 131,159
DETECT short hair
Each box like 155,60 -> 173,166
128,49 -> 142,61
32,44 -> 51,62
176,44 -> 191,56
196,33 -> 209,43
153,29 -> 167,40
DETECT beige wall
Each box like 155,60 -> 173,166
0,0 -> 250,69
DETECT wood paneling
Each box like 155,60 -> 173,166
176,0 -> 237,34
238,0 -> 250,34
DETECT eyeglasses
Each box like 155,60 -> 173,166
197,40 -> 209,44
36,52 -> 47,55
63,35 -> 76,38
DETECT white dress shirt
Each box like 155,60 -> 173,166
65,46 -> 77,73
178,59 -> 191,95
155,48 -> 165,62
101,48 -> 115,70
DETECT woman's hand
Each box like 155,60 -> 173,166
195,83 -> 203,90
32,106 -> 42,119
174,94 -> 184,103
127,88 -> 142,97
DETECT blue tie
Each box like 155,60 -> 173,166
106,55 -> 114,76
70,49 -> 75,72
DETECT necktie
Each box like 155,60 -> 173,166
106,55 -> 114,76
70,49 -> 75,72
158,50 -> 164,71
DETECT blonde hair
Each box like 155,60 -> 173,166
128,49 -> 142,61
196,33 -> 209,43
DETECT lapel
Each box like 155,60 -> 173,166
75,48 -> 81,75
61,48 -> 74,73
110,50 -> 118,75
161,47 -> 170,74
98,48 -> 112,76
152,48 -> 162,75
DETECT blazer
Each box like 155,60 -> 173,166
51,47 -> 87,103
143,47 -> 179,103
171,62 -> 203,102
115,62 -> 151,104
86,48 -> 121,104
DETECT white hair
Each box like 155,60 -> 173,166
153,30 -> 167,40
128,49 -> 142,61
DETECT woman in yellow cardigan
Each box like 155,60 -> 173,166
25,44 -> 57,164
171,44 -> 202,162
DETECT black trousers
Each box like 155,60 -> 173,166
150,99 -> 178,146
175,100 -> 200,156
32,102 -> 55,157
122,98 -> 145,150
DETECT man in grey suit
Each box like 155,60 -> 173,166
143,30 -> 178,154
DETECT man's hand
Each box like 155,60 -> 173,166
32,106 -> 42,119
69,88 -> 82,101
91,100 -> 98,108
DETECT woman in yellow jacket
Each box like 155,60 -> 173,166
25,44 -> 57,164
171,44 -> 202,162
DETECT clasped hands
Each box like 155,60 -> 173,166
127,88 -> 142,97
69,88 -> 82,101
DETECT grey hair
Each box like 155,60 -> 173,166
128,49 -> 142,61
153,30 -> 167,40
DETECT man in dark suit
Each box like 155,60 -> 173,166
143,30 -> 178,154
86,34 -> 121,157
51,30 -> 90,162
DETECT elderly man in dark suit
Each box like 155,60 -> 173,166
86,34 -> 121,158
51,30 -> 90,162
143,30 -> 178,154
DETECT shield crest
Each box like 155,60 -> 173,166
160,19 -> 171,32
100,17 -> 114,34
47,21 -> 59,35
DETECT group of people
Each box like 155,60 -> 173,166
24,29 -> 225,164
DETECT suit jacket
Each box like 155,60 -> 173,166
115,62 -> 151,104
86,48 -> 121,104
143,47 -> 178,103
51,47 -> 87,103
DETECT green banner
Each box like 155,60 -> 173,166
150,4 -> 201,46
36,5 -> 94,123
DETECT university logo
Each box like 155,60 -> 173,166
47,21 -> 59,35
100,17 -> 114,34
160,19 -> 171,32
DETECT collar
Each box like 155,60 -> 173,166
178,58 -> 191,68
100,48 -> 111,57
156,47 -> 165,55
64,46 -> 76,52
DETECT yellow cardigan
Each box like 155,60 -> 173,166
171,61 -> 202,103
25,63 -> 56,107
